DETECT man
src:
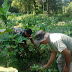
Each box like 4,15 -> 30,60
35,30 -> 72,72
12,28 -> 37,58
13,28 -> 37,48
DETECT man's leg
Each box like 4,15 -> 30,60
70,62 -> 72,72
56,54 -> 65,72
70,53 -> 72,72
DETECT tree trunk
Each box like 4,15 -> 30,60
27,6 -> 29,14
33,0 -> 36,14
47,0 -> 48,16
47,0 -> 50,16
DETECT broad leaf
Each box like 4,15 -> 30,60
0,7 -> 5,15
0,29 -> 6,32
2,0 -> 10,14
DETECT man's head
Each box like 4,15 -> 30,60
35,30 -> 49,45
22,28 -> 32,37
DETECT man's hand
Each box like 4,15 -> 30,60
34,45 -> 37,49
44,64 -> 48,69
43,49 -> 57,70
24,45 -> 28,47
63,65 -> 70,72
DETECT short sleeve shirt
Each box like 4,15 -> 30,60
13,28 -> 27,44
49,33 -> 72,53
13,28 -> 23,35
13,28 -> 32,44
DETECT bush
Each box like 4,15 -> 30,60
0,14 -> 72,72
66,2 -> 72,16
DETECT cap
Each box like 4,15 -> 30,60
35,30 -> 49,44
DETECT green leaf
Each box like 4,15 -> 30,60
0,29 -> 6,32
15,35 -> 27,43
11,45 -> 17,48
6,28 -> 13,33
2,0 -> 10,14
2,50 -> 7,56
13,49 -> 18,55
0,14 -> 7,24
0,7 -> 5,15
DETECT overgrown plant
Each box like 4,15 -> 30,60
0,0 -> 10,24
0,14 -> 72,72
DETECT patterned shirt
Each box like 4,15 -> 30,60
14,28 -> 27,44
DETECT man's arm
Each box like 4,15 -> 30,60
44,49 -> 57,69
19,40 -> 28,47
19,43 -> 27,47
29,36 -> 37,48
61,48 -> 71,72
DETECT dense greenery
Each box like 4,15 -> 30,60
0,0 -> 70,15
10,0 -> 71,14
0,0 -> 72,72
0,13 -> 72,72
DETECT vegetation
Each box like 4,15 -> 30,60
0,0 -> 72,72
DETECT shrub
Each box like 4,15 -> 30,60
66,2 -> 72,16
